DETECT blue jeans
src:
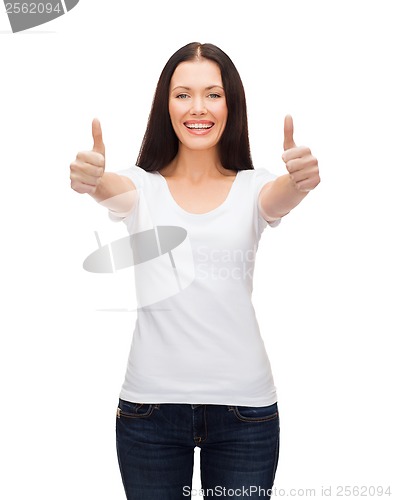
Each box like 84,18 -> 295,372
116,399 -> 280,499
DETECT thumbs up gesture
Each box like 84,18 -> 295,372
281,115 -> 320,192
70,118 -> 106,194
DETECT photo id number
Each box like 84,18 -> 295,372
5,3 -> 62,14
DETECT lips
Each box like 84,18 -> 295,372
184,121 -> 214,134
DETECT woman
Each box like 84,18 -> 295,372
70,42 -> 319,499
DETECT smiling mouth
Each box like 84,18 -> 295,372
184,121 -> 214,130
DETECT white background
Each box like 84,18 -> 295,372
1,0 -> 392,498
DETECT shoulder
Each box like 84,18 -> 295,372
251,167 -> 278,189
237,167 -> 276,184
114,165 -> 157,189
236,168 -> 278,201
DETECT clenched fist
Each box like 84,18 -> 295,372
70,118 -> 106,195
282,115 -> 320,193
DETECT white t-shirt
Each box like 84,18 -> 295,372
108,165 -> 281,406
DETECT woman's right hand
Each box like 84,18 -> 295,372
70,118 -> 106,195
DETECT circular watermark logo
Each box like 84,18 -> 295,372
3,0 -> 79,33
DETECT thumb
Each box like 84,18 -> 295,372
92,118 -> 105,156
283,114 -> 296,151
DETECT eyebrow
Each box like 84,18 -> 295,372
171,85 -> 224,92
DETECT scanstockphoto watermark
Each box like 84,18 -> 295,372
182,486 -> 315,497
3,0 -> 79,32
183,485 -> 393,497
195,244 -> 257,281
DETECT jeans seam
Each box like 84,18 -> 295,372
201,405 -> 208,443
271,424 -> 280,486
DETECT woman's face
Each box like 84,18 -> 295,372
168,58 -> 228,153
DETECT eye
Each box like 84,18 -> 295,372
208,93 -> 221,99
176,93 -> 190,99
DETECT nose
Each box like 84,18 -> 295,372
190,97 -> 207,116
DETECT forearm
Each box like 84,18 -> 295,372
259,174 -> 308,220
90,172 -> 138,216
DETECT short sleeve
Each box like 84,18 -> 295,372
107,165 -> 145,222
253,167 -> 281,230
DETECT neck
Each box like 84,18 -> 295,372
166,144 -> 230,181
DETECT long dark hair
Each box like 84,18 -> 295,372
136,42 -> 253,172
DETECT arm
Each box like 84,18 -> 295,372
259,115 -> 320,222
258,175 -> 309,221
92,173 -> 138,217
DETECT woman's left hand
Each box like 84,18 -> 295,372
281,115 -> 320,193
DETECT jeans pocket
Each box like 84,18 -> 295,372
231,402 -> 279,423
116,399 -> 159,419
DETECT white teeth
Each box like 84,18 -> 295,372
185,123 -> 213,129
